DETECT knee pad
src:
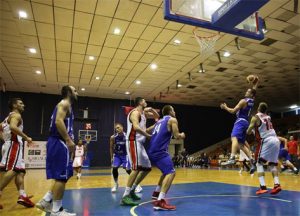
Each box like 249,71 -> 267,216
256,162 -> 264,173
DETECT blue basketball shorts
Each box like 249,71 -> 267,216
149,154 -> 175,175
112,154 -> 131,170
46,137 -> 73,180
231,119 -> 249,144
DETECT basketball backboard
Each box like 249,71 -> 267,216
164,0 -> 269,40
78,130 -> 97,144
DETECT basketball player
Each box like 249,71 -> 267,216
121,97 -> 159,206
36,86 -> 78,215
0,98 -> 34,209
148,105 -> 185,211
277,136 -> 298,174
72,139 -> 87,180
110,123 -> 131,192
220,77 -> 259,174
246,102 -> 281,195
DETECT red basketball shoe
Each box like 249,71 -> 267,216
270,184 -> 282,195
17,195 -> 35,208
153,199 -> 176,211
256,185 -> 268,195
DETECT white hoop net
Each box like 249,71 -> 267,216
193,28 -> 220,55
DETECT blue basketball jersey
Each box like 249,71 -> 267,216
148,115 -> 172,159
113,132 -> 127,156
236,98 -> 254,121
49,105 -> 74,141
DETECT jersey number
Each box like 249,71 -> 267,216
152,123 -> 161,135
263,118 -> 273,130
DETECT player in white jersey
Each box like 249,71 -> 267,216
121,97 -> 159,206
247,102 -> 281,195
72,140 -> 86,180
0,98 -> 34,209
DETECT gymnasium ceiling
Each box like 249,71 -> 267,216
0,0 -> 299,111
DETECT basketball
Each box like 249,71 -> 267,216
247,75 -> 258,84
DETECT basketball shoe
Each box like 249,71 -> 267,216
36,199 -> 52,212
17,195 -> 35,207
256,185 -> 268,195
270,184 -> 281,195
153,199 -> 176,211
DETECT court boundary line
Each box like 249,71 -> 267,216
130,194 -> 293,216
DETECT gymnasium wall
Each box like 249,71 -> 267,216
0,91 -> 234,166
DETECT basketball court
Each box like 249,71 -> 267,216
0,0 -> 299,215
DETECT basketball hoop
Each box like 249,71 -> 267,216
193,28 -> 220,55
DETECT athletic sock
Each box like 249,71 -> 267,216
123,187 -> 131,197
258,176 -> 266,187
19,190 -> 27,197
43,191 -> 53,202
52,200 -> 62,212
274,176 -> 280,185
155,185 -> 161,192
158,192 -> 166,201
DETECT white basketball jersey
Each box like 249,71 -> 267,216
127,109 -> 146,143
255,112 -> 276,140
2,112 -> 23,143
75,145 -> 84,157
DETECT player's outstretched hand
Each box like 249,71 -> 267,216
220,103 -> 226,109
179,132 -> 185,139
26,137 -> 34,147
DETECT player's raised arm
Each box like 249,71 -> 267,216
220,99 -> 247,114
55,100 -> 74,150
130,110 -> 151,139
110,135 -> 115,162
246,115 -> 259,135
170,118 -> 185,139
144,107 -> 160,119
9,113 -> 32,143
277,136 -> 288,150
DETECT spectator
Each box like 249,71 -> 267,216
287,135 -> 299,164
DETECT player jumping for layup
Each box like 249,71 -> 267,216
121,97 -> 159,206
246,102 -> 281,195
36,86 -> 78,216
148,105 -> 185,211
110,123 -> 132,192
220,76 -> 259,174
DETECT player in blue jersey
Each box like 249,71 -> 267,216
110,123 -> 132,192
220,76 -> 259,174
148,105 -> 185,211
278,136 -> 298,174
36,86 -> 78,216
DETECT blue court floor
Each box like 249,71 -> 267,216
45,182 -> 300,216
